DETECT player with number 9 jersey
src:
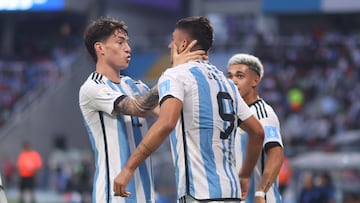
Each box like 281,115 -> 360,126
158,60 -> 253,201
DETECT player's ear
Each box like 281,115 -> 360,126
94,42 -> 105,55
252,75 -> 260,88
179,39 -> 189,53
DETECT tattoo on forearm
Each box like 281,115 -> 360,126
137,143 -> 153,157
142,143 -> 152,154
133,86 -> 159,112
115,86 -> 159,115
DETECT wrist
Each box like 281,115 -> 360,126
255,191 -> 265,198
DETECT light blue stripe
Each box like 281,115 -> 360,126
274,179 -> 282,203
240,134 -> 252,201
214,73 -> 237,197
246,175 -> 255,203
108,80 -> 137,202
190,67 -> 220,198
124,79 -> 152,201
82,119 -> 99,203
228,80 -> 239,121
116,115 -> 137,203
240,134 -> 247,162
223,85 -> 238,197
112,82 -> 139,202
170,131 -> 179,198
124,78 -> 141,94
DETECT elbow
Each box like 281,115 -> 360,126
162,120 -> 177,133
256,126 -> 265,142
157,117 -> 177,136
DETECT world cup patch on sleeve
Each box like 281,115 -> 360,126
264,126 -> 279,139
159,80 -> 170,97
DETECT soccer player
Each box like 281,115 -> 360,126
227,54 -> 284,203
113,16 -> 264,203
79,17 -> 207,203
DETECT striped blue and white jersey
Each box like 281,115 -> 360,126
158,61 -> 253,201
235,99 -> 283,203
79,72 -> 154,203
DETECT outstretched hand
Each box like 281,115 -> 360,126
171,40 -> 208,67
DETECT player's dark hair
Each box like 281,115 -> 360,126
175,16 -> 214,52
83,17 -> 128,62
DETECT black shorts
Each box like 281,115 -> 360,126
19,176 -> 35,190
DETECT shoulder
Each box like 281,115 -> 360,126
165,61 -> 199,74
80,72 -> 107,90
80,73 -> 111,103
251,99 -> 280,123
121,75 -> 147,86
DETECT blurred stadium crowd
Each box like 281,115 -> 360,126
0,0 -> 360,202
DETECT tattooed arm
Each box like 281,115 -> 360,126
112,85 -> 159,117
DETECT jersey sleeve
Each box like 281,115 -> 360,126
158,69 -> 185,104
80,81 -> 124,115
235,91 -> 253,122
261,115 -> 284,148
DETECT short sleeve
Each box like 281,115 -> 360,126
158,69 -> 185,104
235,91 -> 253,122
80,81 -> 124,115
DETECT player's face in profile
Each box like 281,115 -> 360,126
101,29 -> 131,70
228,64 -> 258,98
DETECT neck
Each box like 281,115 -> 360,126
96,62 -> 121,83
244,90 -> 260,105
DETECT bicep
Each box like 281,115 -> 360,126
113,86 -> 159,117
239,115 -> 263,136
264,146 -> 284,173
113,95 -> 137,115
157,97 -> 182,129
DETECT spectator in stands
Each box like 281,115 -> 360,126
2,156 -> 14,188
317,172 -> 335,203
278,157 -> 293,195
299,172 -> 322,203
16,141 -> 42,203
227,53 -> 284,203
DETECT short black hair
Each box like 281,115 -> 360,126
175,16 -> 214,51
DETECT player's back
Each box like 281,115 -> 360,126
178,61 -> 239,135
161,61 -> 242,200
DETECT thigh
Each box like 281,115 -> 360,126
20,177 -> 35,190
